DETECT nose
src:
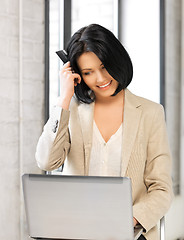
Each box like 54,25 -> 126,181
96,70 -> 106,84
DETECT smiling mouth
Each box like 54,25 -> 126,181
97,80 -> 112,88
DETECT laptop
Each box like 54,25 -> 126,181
22,174 -> 143,240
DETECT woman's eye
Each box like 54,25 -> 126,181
84,72 -> 91,76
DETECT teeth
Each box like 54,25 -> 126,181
98,81 -> 111,88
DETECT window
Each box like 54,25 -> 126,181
120,0 -> 161,104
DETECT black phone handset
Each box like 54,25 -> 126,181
56,50 -> 80,86
56,50 -> 68,64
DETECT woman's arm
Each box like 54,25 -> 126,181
35,106 -> 71,171
133,105 -> 173,233
35,62 -> 81,171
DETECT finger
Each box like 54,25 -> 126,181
73,76 -> 82,87
61,61 -> 70,72
72,73 -> 81,83
64,67 -> 72,72
60,66 -> 71,75
74,78 -> 81,86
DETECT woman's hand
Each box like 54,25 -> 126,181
57,61 -> 81,109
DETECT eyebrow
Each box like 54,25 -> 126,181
81,63 -> 104,72
81,68 -> 92,72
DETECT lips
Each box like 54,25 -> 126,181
97,80 -> 112,88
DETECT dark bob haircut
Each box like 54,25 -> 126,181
66,24 -> 133,104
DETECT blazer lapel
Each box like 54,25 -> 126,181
77,89 -> 142,177
78,102 -> 94,175
121,89 -> 142,176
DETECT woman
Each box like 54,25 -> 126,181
35,24 -> 173,240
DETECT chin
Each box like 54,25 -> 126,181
97,91 -> 116,99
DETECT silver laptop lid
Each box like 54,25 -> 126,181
22,174 -> 134,240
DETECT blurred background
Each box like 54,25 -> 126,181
0,0 -> 183,239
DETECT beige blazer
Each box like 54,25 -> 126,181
35,89 -> 173,240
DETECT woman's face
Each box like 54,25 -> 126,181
77,52 -> 119,100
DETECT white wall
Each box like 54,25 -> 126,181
0,0 -> 44,239
165,0 -> 184,239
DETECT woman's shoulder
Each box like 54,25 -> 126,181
127,90 -> 167,132
69,95 -> 82,108
126,89 -> 164,112
69,95 -> 93,111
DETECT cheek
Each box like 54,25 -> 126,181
112,80 -> 119,88
82,78 -> 92,88
83,76 -> 95,87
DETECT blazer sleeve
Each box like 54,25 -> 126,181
133,105 -> 173,232
35,106 -> 71,171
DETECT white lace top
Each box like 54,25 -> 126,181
88,121 -> 123,177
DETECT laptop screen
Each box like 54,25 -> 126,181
22,174 -> 135,240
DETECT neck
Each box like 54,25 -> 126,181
95,90 -> 124,106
